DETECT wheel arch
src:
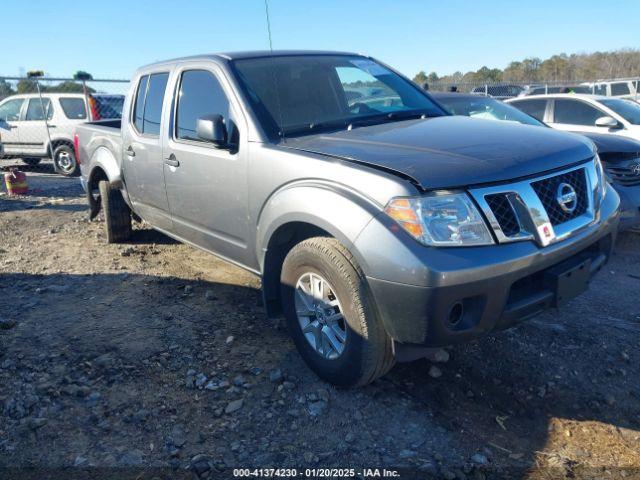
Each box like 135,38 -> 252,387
257,182 -> 380,318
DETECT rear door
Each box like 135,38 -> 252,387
548,98 -> 610,135
19,97 -> 54,156
121,72 -> 172,230
0,97 -> 26,154
163,65 -> 249,263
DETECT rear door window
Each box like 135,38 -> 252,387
512,99 -> 547,121
0,98 -> 24,121
59,97 -> 87,119
25,98 -> 53,121
131,73 -> 169,136
553,99 -> 604,126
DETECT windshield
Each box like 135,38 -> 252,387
436,95 -> 544,127
600,98 -> 640,125
232,55 -> 445,138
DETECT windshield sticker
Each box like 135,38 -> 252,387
350,59 -> 391,76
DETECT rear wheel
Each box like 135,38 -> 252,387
22,157 -> 41,166
98,180 -> 132,243
53,144 -> 79,176
281,237 -> 394,387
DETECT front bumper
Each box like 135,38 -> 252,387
614,182 -> 640,230
355,186 -> 620,351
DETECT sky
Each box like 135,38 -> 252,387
2,0 -> 639,80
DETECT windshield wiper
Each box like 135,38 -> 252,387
281,110 -> 437,137
347,110 -> 433,130
282,119 -> 350,136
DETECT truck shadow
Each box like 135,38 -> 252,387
0,248 -> 637,477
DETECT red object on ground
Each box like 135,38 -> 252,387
4,169 -> 28,195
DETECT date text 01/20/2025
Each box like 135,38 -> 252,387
232,468 -> 400,477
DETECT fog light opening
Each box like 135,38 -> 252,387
448,302 -> 464,326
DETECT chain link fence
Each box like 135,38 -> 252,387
0,76 -> 129,173
1,73 -> 639,174
423,78 -> 640,102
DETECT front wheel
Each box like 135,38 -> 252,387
281,237 -> 395,387
53,144 -> 79,176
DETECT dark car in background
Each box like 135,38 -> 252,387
470,84 -> 524,99
432,92 -> 640,230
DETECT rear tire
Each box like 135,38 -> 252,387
53,144 -> 79,177
98,180 -> 132,243
281,237 -> 395,387
22,157 -> 41,166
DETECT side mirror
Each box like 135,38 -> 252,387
196,114 -> 227,146
595,116 -> 620,128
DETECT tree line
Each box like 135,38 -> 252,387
413,48 -> 640,86
0,79 -> 95,99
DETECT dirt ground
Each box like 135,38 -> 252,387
1,160 -> 639,480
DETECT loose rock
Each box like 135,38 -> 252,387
225,399 -> 244,414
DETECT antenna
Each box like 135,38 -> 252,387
264,0 -> 274,52
264,0 -> 285,143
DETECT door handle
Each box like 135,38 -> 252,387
9,125 -> 17,129
47,125 -> 56,128
125,146 -> 136,157
164,154 -> 180,168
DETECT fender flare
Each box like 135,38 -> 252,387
256,180 -> 383,274
86,146 -> 124,219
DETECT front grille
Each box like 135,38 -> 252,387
531,168 -> 588,226
606,164 -> 640,187
486,194 -> 520,236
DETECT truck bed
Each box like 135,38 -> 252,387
76,119 -> 123,191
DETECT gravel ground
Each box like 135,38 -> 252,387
1,160 -> 639,480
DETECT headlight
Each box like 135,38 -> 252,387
594,154 -> 606,206
384,192 -> 494,246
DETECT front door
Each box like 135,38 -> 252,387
0,97 -> 25,155
121,72 -> 172,230
19,97 -> 54,156
163,67 -> 249,264
548,99 -> 611,135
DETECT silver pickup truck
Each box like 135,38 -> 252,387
76,51 -> 620,386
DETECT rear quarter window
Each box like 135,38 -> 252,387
59,98 -> 87,119
133,75 -> 149,133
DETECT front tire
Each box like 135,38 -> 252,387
281,237 -> 394,387
53,144 -> 79,176
98,180 -> 132,243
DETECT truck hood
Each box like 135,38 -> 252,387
283,116 -> 595,189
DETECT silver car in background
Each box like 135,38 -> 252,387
0,92 -> 122,175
